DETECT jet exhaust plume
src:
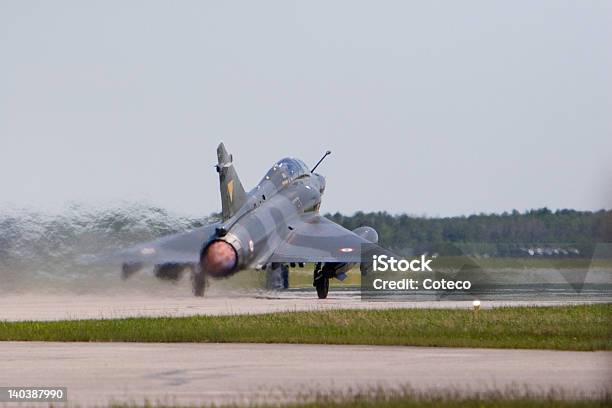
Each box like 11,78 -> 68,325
0,203 -> 218,293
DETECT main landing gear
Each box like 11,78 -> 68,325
313,262 -> 330,299
192,265 -> 207,297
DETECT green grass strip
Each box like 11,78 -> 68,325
1,305 -> 610,351
110,388 -> 612,408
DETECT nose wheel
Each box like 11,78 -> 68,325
313,262 -> 329,299
265,263 -> 290,290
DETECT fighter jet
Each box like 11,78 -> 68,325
98,143 -> 379,298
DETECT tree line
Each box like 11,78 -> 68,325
324,208 -> 611,257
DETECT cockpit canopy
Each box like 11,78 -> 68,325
261,157 -> 310,187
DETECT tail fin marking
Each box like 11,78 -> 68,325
216,143 -> 247,220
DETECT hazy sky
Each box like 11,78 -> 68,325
1,1 -> 610,217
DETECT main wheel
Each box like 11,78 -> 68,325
192,265 -> 207,297
315,275 -> 329,299
313,263 -> 329,299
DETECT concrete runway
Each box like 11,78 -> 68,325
0,291 -> 605,321
1,342 -> 610,407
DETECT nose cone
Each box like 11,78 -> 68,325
202,240 -> 237,277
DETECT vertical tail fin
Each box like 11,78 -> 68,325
216,143 -> 247,220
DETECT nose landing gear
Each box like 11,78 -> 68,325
265,263 -> 290,290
